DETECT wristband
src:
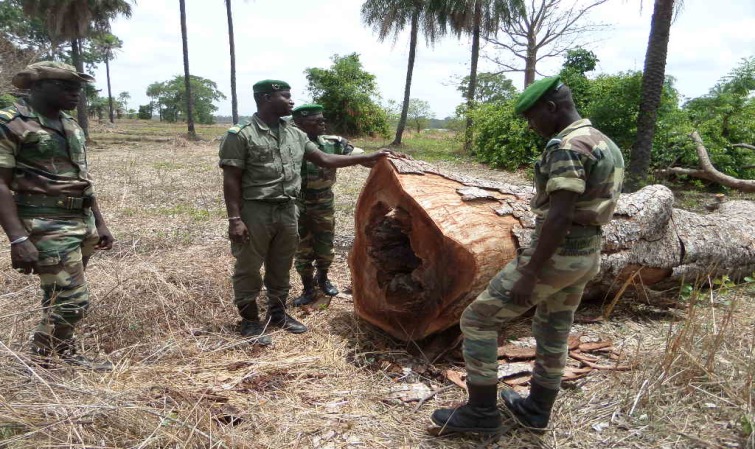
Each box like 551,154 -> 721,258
10,235 -> 29,246
228,217 -> 242,221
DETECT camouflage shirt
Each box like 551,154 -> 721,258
0,99 -> 93,197
530,119 -> 624,226
219,113 -> 318,201
301,135 -> 351,191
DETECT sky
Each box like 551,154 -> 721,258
94,0 -> 755,119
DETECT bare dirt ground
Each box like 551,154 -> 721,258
0,130 -> 753,448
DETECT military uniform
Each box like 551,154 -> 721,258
219,113 -> 318,321
294,135 -> 352,279
0,99 -> 100,354
461,118 -> 624,390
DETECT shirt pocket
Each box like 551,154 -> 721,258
20,130 -> 55,158
248,144 -> 275,164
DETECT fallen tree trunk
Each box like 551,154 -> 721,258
349,158 -> 755,341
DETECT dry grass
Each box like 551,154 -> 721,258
0,125 -> 753,448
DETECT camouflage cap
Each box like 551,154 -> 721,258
514,76 -> 562,115
12,61 -> 95,90
292,103 -> 324,118
252,79 -> 291,94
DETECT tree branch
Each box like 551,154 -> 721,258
660,132 -> 755,193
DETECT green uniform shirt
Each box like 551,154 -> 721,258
301,135 -> 350,191
0,99 -> 93,198
530,118 -> 624,226
219,113 -> 319,201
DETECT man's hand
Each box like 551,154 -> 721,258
95,224 -> 115,250
510,268 -> 537,306
11,240 -> 38,275
228,219 -> 249,244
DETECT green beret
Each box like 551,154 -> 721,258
514,76 -> 562,115
252,79 -> 291,94
292,104 -> 324,118
12,61 -> 95,90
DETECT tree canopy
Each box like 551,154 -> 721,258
143,75 -> 225,125
304,53 -> 389,137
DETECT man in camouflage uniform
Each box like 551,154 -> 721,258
432,76 -> 624,434
0,62 -> 115,369
218,80 -> 390,346
290,104 -> 360,306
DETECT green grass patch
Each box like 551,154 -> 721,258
353,130 -> 471,163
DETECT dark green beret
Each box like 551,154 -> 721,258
252,79 -> 291,94
292,104 -> 324,118
514,76 -> 562,115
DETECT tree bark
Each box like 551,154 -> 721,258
179,0 -> 196,138
463,1 -> 482,153
392,8 -> 419,147
627,0 -> 675,191
71,38 -> 89,137
105,55 -> 114,123
659,131 -> 755,192
349,158 -> 755,341
225,0 -> 238,125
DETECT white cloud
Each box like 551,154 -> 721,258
94,0 -> 755,119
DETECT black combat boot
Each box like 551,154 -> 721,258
317,270 -> 339,297
293,275 -> 316,307
266,299 -> 307,334
431,383 -> 503,434
238,303 -> 272,345
56,338 -> 113,372
500,382 -> 559,430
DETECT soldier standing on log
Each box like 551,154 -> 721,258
431,77 -> 624,434
0,62 -> 115,370
218,80 -> 391,346
290,104 -> 362,306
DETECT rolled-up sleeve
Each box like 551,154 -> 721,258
218,132 -> 246,168
544,149 -> 586,194
0,126 -> 17,168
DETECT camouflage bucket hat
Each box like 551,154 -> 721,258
12,61 -> 95,90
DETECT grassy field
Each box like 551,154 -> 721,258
0,119 -> 752,448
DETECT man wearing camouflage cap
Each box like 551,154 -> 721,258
0,62 -> 115,369
432,76 -> 624,434
291,104 -> 363,307
218,80 -> 391,346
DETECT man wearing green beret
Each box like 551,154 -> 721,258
218,80 -> 391,346
290,104 -> 359,306
0,61 -> 115,370
432,76 -> 624,434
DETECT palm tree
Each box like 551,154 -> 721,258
361,0 -> 447,146
20,0 -> 133,136
435,0 -> 524,151
179,0 -> 196,138
225,0 -> 238,124
94,33 -> 122,123
627,0 -> 677,191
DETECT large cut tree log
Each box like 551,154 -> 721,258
349,158 -> 755,342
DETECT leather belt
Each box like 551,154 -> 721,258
15,193 -> 92,210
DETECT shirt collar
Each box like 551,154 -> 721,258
15,98 -> 71,121
252,113 -> 288,131
556,118 -> 592,139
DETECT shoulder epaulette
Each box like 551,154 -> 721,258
0,108 -> 19,122
545,138 -> 562,149
227,122 -> 250,135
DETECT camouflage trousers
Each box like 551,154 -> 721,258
21,214 -> 99,351
231,200 -> 299,318
295,189 -> 335,278
461,232 -> 602,390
